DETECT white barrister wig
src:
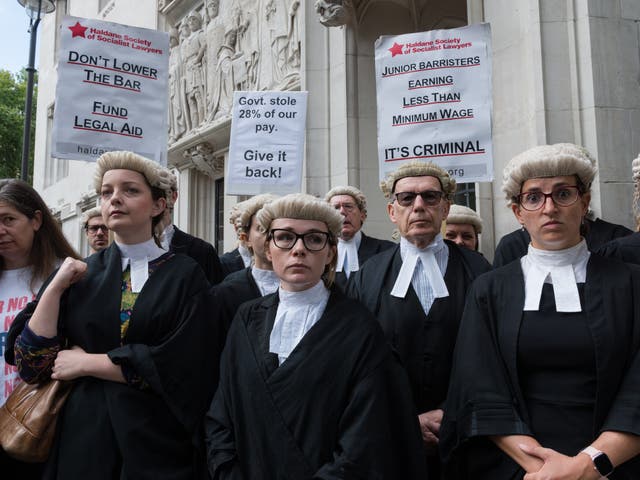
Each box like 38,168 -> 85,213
502,143 -> 597,205
94,151 -> 172,198
446,204 -> 483,234
379,161 -> 456,201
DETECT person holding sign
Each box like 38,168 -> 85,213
205,193 -> 427,479
324,185 -> 395,291
440,143 -> 640,479
5,152 -> 220,479
346,161 -> 491,477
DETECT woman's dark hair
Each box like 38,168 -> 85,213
0,179 -> 80,290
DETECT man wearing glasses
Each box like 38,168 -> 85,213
83,207 -> 109,254
347,161 -> 490,478
324,186 -> 394,290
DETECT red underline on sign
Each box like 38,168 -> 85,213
82,80 -> 141,92
382,63 -> 479,78
402,100 -> 461,108
408,82 -> 454,90
93,112 -> 128,119
73,126 -> 142,138
68,61 -> 156,80
392,115 -> 474,126
385,150 -> 485,162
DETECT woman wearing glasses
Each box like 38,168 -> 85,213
205,193 -> 427,479
440,143 -> 640,479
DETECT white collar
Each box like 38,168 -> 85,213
238,244 -> 252,267
116,238 -> 166,293
391,235 -> 449,298
278,280 -> 328,306
160,223 -> 175,251
521,239 -> 590,312
251,266 -> 280,296
336,230 -> 362,273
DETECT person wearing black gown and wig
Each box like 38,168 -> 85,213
205,193 -> 427,479
440,143 -> 640,480
5,151 -> 220,479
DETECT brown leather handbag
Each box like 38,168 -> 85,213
0,378 -> 73,462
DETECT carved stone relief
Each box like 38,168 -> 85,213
314,0 -> 352,27
183,142 -> 225,177
166,0 -> 302,145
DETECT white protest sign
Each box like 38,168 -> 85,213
375,23 -> 493,183
226,91 -> 307,195
51,16 -> 169,164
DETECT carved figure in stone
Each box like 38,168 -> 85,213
211,13 -> 240,120
315,0 -> 351,27
233,1 -> 260,90
168,27 -> 186,143
204,0 -> 226,120
264,0 -> 290,88
280,0 -> 301,89
184,11 -> 207,130
178,20 -> 194,131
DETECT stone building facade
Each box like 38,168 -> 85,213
32,0 -> 640,259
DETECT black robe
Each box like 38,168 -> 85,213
219,248 -> 246,279
209,267 -> 261,333
493,218 -> 632,267
440,255 -> 640,479
5,244 -> 222,480
171,225 -> 224,285
333,232 -> 395,291
596,231 -> 640,265
346,241 -> 490,477
205,289 -> 428,480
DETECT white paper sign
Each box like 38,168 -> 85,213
375,23 -> 493,183
51,16 -> 169,164
226,91 -> 307,195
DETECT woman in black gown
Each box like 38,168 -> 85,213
440,143 -> 640,480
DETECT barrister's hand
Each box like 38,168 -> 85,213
418,409 -> 443,453
520,444 -> 602,480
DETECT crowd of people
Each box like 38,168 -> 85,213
1,143 -> 640,479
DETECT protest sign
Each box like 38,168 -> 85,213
226,91 -> 307,195
51,16 -> 169,164
375,23 -> 493,183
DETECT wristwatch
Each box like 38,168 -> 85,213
580,446 -> 614,477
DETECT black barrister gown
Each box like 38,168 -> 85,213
219,248 -> 246,279
208,267 -> 261,333
333,232 -> 395,292
171,225 -> 225,285
5,244 -> 222,480
346,241 -> 491,414
596,231 -> 640,265
440,255 -> 640,479
205,289 -> 428,480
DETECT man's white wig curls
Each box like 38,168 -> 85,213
502,143 -> 597,205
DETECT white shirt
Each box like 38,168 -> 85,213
521,239 -> 589,312
116,238 -> 167,293
239,244 -> 252,268
251,266 -> 280,296
391,235 -> 449,315
336,230 -> 362,278
159,223 -> 175,251
269,281 -> 330,365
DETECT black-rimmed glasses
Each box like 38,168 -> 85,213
269,229 -> 330,251
517,185 -> 581,211
394,190 -> 444,207
86,225 -> 109,234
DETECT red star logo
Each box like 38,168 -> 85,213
68,21 -> 88,38
389,42 -> 404,57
